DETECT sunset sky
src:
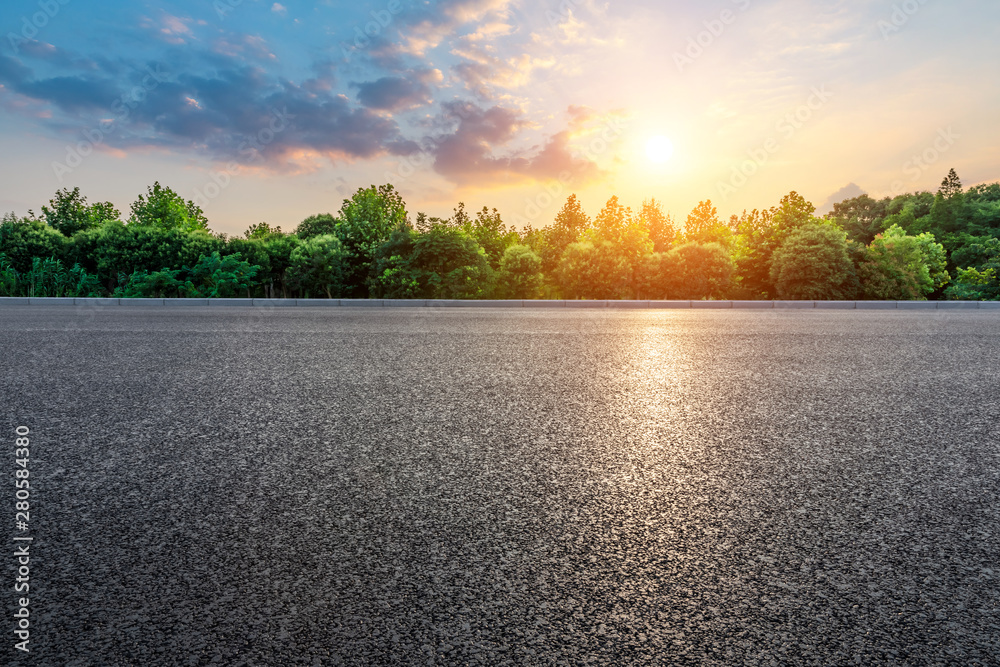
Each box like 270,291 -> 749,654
1,0 -> 998,235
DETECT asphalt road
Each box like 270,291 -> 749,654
3,306 -> 999,666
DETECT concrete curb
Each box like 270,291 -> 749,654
1,297 -> 996,310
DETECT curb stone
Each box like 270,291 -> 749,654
2,298 -> 993,310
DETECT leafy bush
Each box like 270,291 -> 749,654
857,225 -> 949,300
287,235 -> 350,299
555,240 -> 631,299
640,242 -> 734,300
496,245 -> 542,299
770,223 -> 853,300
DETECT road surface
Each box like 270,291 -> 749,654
2,306 -> 999,665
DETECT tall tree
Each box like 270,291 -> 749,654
594,196 -> 632,242
536,194 -> 591,275
858,225 -> 949,300
827,194 -> 892,245
736,192 -> 818,298
684,200 -> 725,244
42,188 -> 119,237
287,235 -> 350,299
928,169 -> 968,237
496,245 -> 543,299
640,198 -> 678,252
129,182 -> 209,232
295,214 -> 336,240
938,168 -> 963,198
640,242 -> 734,300
587,196 -> 652,298
244,222 -> 283,240
462,206 -> 519,270
409,224 -> 493,299
769,222 -> 853,300
335,184 -> 409,297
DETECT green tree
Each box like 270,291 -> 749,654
535,194 -> 591,276
115,269 -> 194,298
640,198 -> 678,252
640,242 -> 734,300
496,244 -> 542,299
409,224 -> 493,299
769,223 -> 853,300
129,182 -> 209,232
730,208 -> 774,237
224,237 -> 272,297
261,234 -> 300,298
295,214 -> 337,240
70,221 -> 221,291
184,251 -> 260,298
684,200 -> 731,246
287,234 -> 350,299
0,213 -> 68,272
857,225 -> 948,300
964,183 -> 1000,235
335,184 -> 409,296
368,227 -> 421,299
244,222 -> 283,240
939,168 -> 962,198
555,240 -> 631,299
462,206 -> 520,269
827,194 -> 891,245
42,187 -> 120,237
736,192 -> 818,298
585,196 -> 653,298
944,237 -> 1000,301
593,196 -> 632,241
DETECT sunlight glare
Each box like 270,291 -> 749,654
645,135 -> 674,164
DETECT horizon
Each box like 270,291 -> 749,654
2,0 -> 998,234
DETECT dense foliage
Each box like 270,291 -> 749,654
3,169 -> 999,300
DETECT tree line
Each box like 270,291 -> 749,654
1,169 -> 998,301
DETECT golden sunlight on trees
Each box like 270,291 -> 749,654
3,170 -> 998,302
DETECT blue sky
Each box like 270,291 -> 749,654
1,0 -> 998,234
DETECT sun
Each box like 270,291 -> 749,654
645,135 -> 674,164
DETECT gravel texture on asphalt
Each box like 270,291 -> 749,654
2,306 -> 999,666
